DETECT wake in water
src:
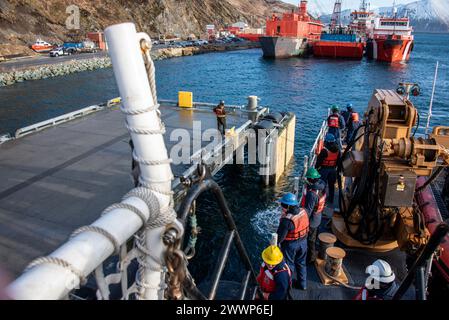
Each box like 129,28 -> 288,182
251,206 -> 282,241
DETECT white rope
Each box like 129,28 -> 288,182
120,103 -> 160,115
132,149 -> 173,166
102,202 -> 147,226
125,120 -> 166,135
25,257 -> 86,285
71,225 -> 121,255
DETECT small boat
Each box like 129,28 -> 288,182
30,39 -> 55,53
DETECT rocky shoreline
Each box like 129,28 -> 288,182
0,42 -> 260,87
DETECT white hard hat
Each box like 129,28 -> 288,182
365,259 -> 395,284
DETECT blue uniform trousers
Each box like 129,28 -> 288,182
280,237 -> 307,289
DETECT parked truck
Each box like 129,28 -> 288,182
62,40 -> 98,54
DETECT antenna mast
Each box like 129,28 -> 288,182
331,0 -> 342,32
360,0 -> 369,12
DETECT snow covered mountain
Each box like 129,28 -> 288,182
319,0 -> 449,32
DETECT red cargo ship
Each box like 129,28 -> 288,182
260,0 -> 322,58
313,34 -> 364,59
366,16 -> 414,63
312,1 -> 365,60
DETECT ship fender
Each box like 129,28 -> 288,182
416,177 -> 449,283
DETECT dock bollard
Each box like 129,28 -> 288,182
318,233 -> 337,260
325,247 -> 346,277
247,95 -> 258,122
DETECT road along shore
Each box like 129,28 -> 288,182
0,42 -> 260,87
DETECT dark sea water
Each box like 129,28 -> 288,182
1,33 -> 448,284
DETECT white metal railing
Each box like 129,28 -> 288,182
0,133 -> 12,144
11,96 -> 122,140
14,105 -> 104,139
7,23 -> 177,301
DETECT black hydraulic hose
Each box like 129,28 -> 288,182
412,111 -> 420,138
338,125 -> 385,244
416,166 -> 444,193
336,125 -> 367,228
393,223 -> 449,300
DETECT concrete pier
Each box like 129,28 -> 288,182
0,101 -> 263,276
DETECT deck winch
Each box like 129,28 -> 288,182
335,84 -> 449,255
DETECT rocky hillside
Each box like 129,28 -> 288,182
0,0 -> 294,57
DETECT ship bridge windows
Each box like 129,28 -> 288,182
380,21 -> 408,27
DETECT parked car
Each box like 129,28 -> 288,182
168,41 -> 181,48
49,47 -> 71,57
231,37 -> 245,42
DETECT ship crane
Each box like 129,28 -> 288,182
330,0 -> 343,32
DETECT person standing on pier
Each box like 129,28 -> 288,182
301,168 -> 326,265
213,100 -> 227,135
327,105 -> 345,150
316,133 -> 340,205
276,193 -> 309,290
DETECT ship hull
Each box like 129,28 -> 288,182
313,41 -> 364,59
260,36 -> 310,58
366,37 -> 414,62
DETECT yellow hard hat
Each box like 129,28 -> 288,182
262,245 -> 283,265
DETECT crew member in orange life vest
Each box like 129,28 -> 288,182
302,168 -> 326,264
327,105 -> 345,150
345,104 -> 360,144
256,245 -> 292,300
213,100 -> 226,135
316,133 -> 340,204
276,193 -> 309,290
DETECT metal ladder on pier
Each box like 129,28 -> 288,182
177,166 -> 259,300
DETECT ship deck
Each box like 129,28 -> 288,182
291,206 -> 416,300
0,102 -> 252,277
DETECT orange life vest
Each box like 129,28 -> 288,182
214,106 -> 226,117
351,112 -> 360,123
282,208 -> 310,240
257,263 -> 292,295
328,114 -> 340,128
321,148 -> 339,167
300,187 -> 326,215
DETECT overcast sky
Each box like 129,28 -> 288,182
284,0 -> 417,12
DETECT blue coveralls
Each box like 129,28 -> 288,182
304,180 -> 326,263
267,260 -> 291,300
316,143 -> 340,203
346,112 -> 360,144
277,207 -> 308,289
327,113 -> 345,150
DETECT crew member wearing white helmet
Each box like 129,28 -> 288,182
354,259 -> 398,300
